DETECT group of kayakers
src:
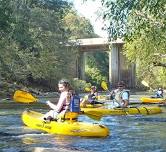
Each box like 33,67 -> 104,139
43,78 -> 165,122
43,79 -> 131,122
80,81 -> 130,108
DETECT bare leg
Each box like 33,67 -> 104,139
42,110 -> 58,120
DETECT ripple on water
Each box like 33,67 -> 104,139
0,98 -> 166,152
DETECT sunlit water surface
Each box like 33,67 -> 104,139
0,93 -> 166,152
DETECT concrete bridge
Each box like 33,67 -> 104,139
72,38 -> 136,88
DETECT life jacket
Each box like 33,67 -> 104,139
70,95 -> 80,112
114,89 -> 130,103
88,93 -> 96,103
57,95 -> 80,122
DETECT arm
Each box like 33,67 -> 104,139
55,92 -> 68,113
94,91 -> 98,97
122,99 -> 129,107
121,92 -> 129,107
110,90 -> 115,100
46,92 -> 67,112
46,101 -> 57,110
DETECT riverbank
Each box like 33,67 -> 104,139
0,79 -> 165,102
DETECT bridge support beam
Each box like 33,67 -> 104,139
77,51 -> 88,80
109,42 -> 136,88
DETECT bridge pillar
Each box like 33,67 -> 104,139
109,42 -> 136,88
77,52 -> 86,80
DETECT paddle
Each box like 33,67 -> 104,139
84,87 -> 91,92
13,90 -> 38,103
101,81 -> 110,93
101,81 -> 116,100
80,110 -> 102,121
141,80 -> 152,90
13,90 -> 102,121
101,81 -> 128,109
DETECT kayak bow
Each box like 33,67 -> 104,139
140,97 -> 166,103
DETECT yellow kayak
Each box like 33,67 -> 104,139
97,95 -> 107,100
81,106 -> 162,116
13,90 -> 38,103
140,97 -> 166,103
80,103 -> 104,108
22,110 -> 109,137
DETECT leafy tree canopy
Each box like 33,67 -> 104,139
101,0 -> 166,88
0,0 -> 97,91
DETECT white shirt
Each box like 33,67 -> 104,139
121,91 -> 129,100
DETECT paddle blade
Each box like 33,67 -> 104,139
84,87 -> 91,92
101,81 -> 108,91
81,110 -> 103,121
141,80 -> 149,88
13,90 -> 38,103
85,113 -> 101,121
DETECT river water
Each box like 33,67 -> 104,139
0,93 -> 166,152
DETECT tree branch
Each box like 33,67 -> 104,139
153,62 -> 166,67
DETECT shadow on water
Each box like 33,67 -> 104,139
0,97 -> 166,152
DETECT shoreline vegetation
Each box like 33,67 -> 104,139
0,80 -> 165,101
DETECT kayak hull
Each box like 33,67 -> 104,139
140,97 -> 165,103
22,110 -> 109,137
80,103 -> 103,108
81,106 -> 162,116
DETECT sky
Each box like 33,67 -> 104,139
72,0 -> 108,38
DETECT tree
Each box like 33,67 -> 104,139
64,10 -> 98,39
85,51 -> 109,86
0,0 -> 102,91
101,0 -> 166,88
0,0 -> 76,89
0,0 -> 13,37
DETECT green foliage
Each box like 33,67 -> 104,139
124,25 -> 166,88
7,0 -> 74,87
0,0 -> 99,91
85,51 -> 109,87
64,10 -> 98,39
85,67 -> 107,89
71,78 -> 91,92
0,0 -> 13,36
86,52 -> 109,74
102,0 -> 166,88
102,0 -> 166,41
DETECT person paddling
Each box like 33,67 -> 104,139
155,88 -> 164,98
110,81 -> 130,108
81,86 -> 103,107
43,79 -> 80,121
